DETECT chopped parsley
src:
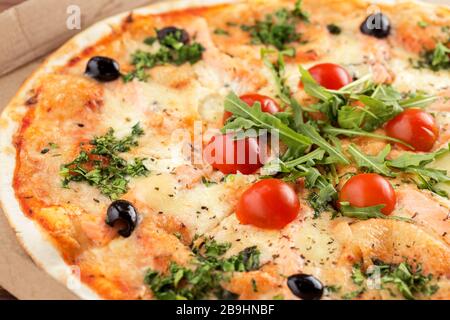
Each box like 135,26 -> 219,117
326,24 -> 341,35
240,0 -> 309,50
343,261 -> 439,300
60,123 -> 149,200
145,238 -> 261,300
416,42 -> 450,71
123,29 -> 205,82
214,28 -> 230,36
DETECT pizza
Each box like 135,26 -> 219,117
0,0 -> 449,300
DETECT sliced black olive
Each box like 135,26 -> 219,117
287,274 -> 324,300
106,200 -> 138,238
157,26 -> 190,45
85,56 -> 121,82
360,13 -> 391,39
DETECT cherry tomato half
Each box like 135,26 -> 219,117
385,109 -> 439,152
300,63 -> 352,90
223,93 -> 280,123
236,179 -> 300,229
339,173 -> 396,215
204,134 -> 266,175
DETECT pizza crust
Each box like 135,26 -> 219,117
0,0 -> 448,300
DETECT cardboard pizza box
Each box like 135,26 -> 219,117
0,0 -> 448,300
0,0 -> 160,300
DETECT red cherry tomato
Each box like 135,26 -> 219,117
204,134 -> 265,175
300,63 -> 352,90
385,109 -> 439,152
236,179 -> 300,229
223,93 -> 280,123
339,173 -> 396,215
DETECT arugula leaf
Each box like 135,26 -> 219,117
406,167 -> 450,197
340,202 -> 410,221
297,123 -> 349,164
340,202 -> 387,220
297,164 -> 338,217
261,49 -> 306,128
223,92 -> 312,155
285,148 -> 326,168
399,94 -> 438,108
337,105 -> 365,129
356,94 -> 403,131
263,149 -> 325,175
300,66 -> 408,131
145,238 -> 260,300
61,124 -> 149,199
298,65 -> 334,101
388,145 -> 449,168
308,182 -> 338,217
388,145 -> 450,197
323,126 -> 414,149
347,144 -> 394,177
299,66 -> 435,134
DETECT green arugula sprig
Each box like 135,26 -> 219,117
299,66 -> 437,132
345,142 -> 450,197
339,202 -> 411,222
145,238 -> 261,300
240,0 -> 309,51
388,145 -> 450,197
60,124 -> 149,200
123,29 -> 205,82
348,144 -> 393,177
223,54 -> 443,218
223,92 -> 312,157
343,261 -> 439,300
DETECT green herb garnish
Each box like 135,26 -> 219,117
240,0 -> 309,51
344,261 -> 439,300
60,124 -> 149,199
124,29 -> 205,82
416,42 -> 450,71
339,202 -> 410,222
214,28 -> 230,36
145,238 -> 260,300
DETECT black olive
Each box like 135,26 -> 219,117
106,200 -> 138,237
360,13 -> 391,39
85,56 -> 121,82
157,26 -> 190,45
287,274 -> 324,300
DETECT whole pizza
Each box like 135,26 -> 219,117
0,0 -> 449,300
